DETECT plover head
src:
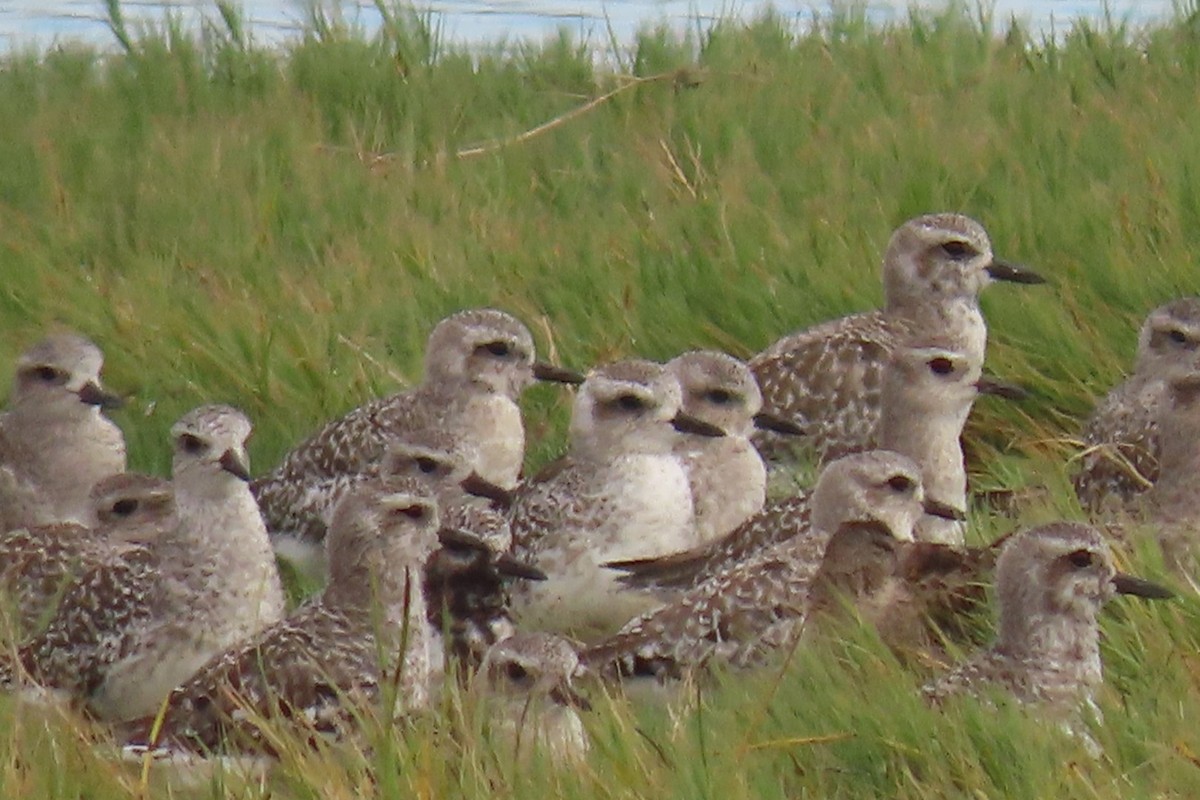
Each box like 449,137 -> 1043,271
994,521 -> 1171,653
882,213 -> 1043,309
571,359 -> 723,458
170,405 -> 253,485
668,350 -> 765,439
9,332 -> 123,415
89,472 -> 177,544
810,451 -> 962,543
423,309 -> 581,399
1134,297 -> 1200,376
480,632 -> 591,710
326,475 -> 441,589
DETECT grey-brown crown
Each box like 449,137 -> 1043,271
9,332 -> 119,410
1135,297 -> 1200,375
326,475 -> 441,589
668,350 -> 763,437
882,213 -> 1040,309
570,359 -> 685,455
170,405 -> 253,481
809,451 -> 927,541
89,473 -> 177,543
423,309 -> 537,396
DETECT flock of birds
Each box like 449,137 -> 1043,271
0,211 -> 1193,768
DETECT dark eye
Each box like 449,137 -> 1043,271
940,241 -> 974,259
887,475 -> 914,493
705,389 -> 736,405
616,394 -> 645,412
111,499 -> 139,516
1067,549 -> 1095,569
506,662 -> 528,681
179,433 -> 206,454
30,365 -> 66,384
415,457 -> 440,474
481,341 -> 511,358
1169,329 -> 1189,345
928,357 -> 955,376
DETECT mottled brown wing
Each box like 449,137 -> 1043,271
607,493 -> 813,592
752,312 -> 904,463
134,603 -> 374,754
1072,375 -> 1163,516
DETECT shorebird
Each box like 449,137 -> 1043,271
1074,298 -> 1200,517
509,359 -> 725,642
878,339 -> 1022,545
0,472 -> 175,635
923,522 -> 1171,718
253,308 -> 583,572
123,477 -> 444,755
476,632 -> 591,763
377,431 -> 544,668
667,350 -> 802,543
0,332 -> 126,531
1139,369 -> 1200,575
751,213 -> 1043,465
585,451 -> 960,678
2,405 -> 285,722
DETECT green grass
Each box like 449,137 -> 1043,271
4,0 -> 1200,795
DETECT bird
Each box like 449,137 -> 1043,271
121,476 -> 445,756
922,522 -> 1171,720
509,359 -> 725,642
376,430 -> 545,669
750,213 -> 1043,466
2,405 -> 285,722
252,308 -> 583,573
877,338 -> 1022,545
475,632 -> 592,763
585,450 -> 960,679
1138,368 -> 1200,575
667,350 -> 803,543
0,472 -> 175,636
0,332 -> 126,532
1074,298 -> 1200,517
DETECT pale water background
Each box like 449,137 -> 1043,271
0,0 -> 1181,54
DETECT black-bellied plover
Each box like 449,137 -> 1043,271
667,350 -> 802,543
509,359 -> 724,642
1139,369 -> 1200,574
377,430 -> 544,668
0,473 -> 175,635
751,214 -> 1043,465
253,309 -> 582,571
1074,298 -> 1200,517
476,632 -> 591,763
2,405 -> 285,721
923,522 -> 1170,717
0,333 -> 126,531
123,477 -> 443,755
586,451 -> 960,678
878,339 -> 1020,545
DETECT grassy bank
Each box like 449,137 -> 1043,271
2,1 -> 1200,796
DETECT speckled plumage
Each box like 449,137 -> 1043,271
1074,298 -> 1200,517
0,333 -> 126,531
254,309 -> 579,567
751,214 -> 1041,465
2,406 -> 285,722
604,492 -> 813,597
378,431 -> 534,668
123,478 -> 443,756
510,359 -> 717,642
477,632 -> 591,763
0,473 -> 175,635
878,339 -> 988,545
668,351 -> 769,543
585,451 -> 928,678
1140,370 -> 1200,573
923,522 -> 1170,717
